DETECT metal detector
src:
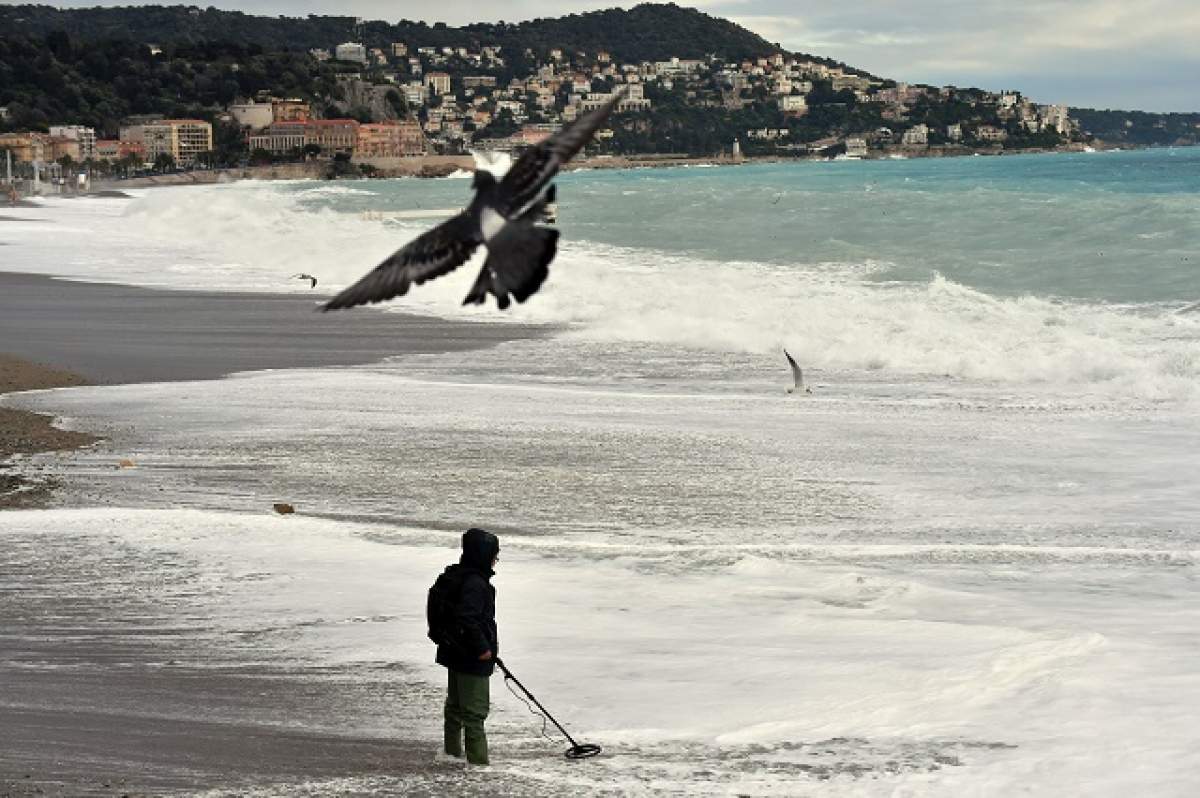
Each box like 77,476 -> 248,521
495,657 -> 602,759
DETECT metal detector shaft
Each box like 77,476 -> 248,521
494,657 -> 582,748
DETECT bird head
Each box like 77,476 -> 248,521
471,170 -> 497,191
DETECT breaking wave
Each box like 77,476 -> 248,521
10,173 -> 1200,402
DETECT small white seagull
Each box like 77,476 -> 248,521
784,348 -> 812,395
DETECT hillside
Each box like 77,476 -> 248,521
4,3 -> 1165,165
0,3 -> 851,69
1069,108 -> 1200,147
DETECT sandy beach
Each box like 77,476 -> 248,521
0,272 -> 545,385
0,272 -> 550,796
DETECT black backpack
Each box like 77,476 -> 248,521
426,567 -> 466,645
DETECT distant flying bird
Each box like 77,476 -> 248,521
784,348 -> 812,395
292,273 -> 318,289
323,90 -> 626,312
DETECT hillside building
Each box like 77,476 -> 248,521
139,119 -> 214,165
229,102 -> 274,130
355,120 -> 428,157
335,42 -> 368,65
272,100 -> 311,123
901,124 -> 929,147
0,131 -> 50,163
48,125 -> 96,160
426,72 -> 452,95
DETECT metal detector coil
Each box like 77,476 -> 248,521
565,743 -> 602,759
495,658 -> 602,760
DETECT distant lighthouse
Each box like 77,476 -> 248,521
732,138 -> 742,159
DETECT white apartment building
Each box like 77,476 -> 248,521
901,124 -> 929,146
402,82 -> 427,106
335,42 -> 368,65
780,95 -> 808,113
229,102 -> 273,130
426,72 -> 451,95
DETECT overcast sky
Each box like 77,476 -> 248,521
13,0 -> 1200,111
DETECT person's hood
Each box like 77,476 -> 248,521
460,527 -> 499,573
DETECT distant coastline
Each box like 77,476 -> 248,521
85,139 -> 1143,190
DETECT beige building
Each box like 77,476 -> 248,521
95,139 -> 146,162
141,119 -> 214,165
248,119 -> 360,156
901,124 -> 929,147
305,120 -> 359,155
976,125 -> 1008,142
426,72 -> 452,95
0,131 -> 50,163
780,95 -> 808,114
355,120 -> 427,157
247,122 -> 308,155
272,100 -> 311,123
49,125 -> 96,160
48,136 -> 82,162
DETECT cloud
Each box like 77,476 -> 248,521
720,0 -> 1200,111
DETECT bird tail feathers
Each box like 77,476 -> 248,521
462,223 -> 559,310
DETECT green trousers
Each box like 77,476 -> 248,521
444,670 -> 490,764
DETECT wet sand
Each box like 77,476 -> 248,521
0,271 -> 545,385
0,272 -> 551,796
0,354 -> 101,508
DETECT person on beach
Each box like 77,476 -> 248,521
433,527 -> 500,765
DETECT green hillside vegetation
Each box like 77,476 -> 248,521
0,3 -> 856,70
1069,108 -> 1200,146
0,33 -> 349,134
3,3 -> 1190,164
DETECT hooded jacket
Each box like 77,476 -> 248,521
435,527 -> 500,677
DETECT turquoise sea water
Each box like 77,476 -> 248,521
295,147 -> 1200,304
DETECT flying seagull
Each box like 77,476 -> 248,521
323,90 -> 626,312
784,348 -> 812,395
292,273 -> 318,289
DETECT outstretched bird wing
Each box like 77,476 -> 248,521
323,213 -> 480,311
784,348 -> 803,391
496,89 -> 625,217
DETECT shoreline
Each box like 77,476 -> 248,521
0,271 -> 547,386
74,139 -> 1150,193
0,354 -> 102,509
0,270 -> 546,500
